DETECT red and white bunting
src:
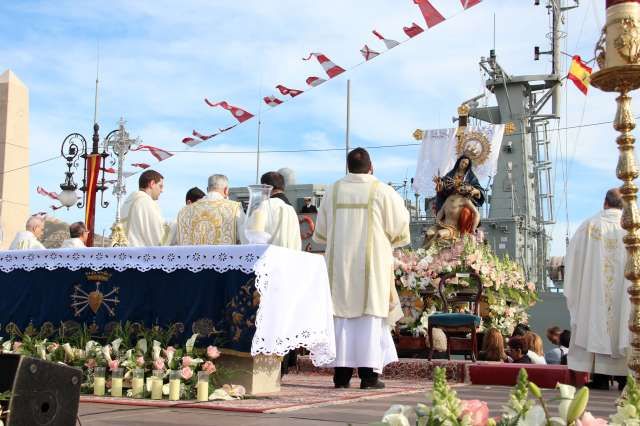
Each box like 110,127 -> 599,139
264,95 -> 283,107
182,137 -> 201,148
302,53 -> 345,79
219,124 -> 237,133
403,22 -> 424,38
193,130 -> 218,141
413,0 -> 445,28
306,76 -> 326,87
204,99 -> 255,123
372,30 -> 400,49
360,45 -> 380,61
135,144 -> 173,162
50,204 -> 63,211
102,167 -> 116,174
123,171 -> 136,178
276,85 -> 304,97
461,0 -> 481,9
131,163 -> 151,169
37,186 -> 59,200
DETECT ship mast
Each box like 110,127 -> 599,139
470,0 -> 578,291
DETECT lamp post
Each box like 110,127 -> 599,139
59,123 -> 115,247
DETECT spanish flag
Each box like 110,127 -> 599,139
567,55 -> 592,95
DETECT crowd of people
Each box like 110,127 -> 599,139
478,325 -> 570,365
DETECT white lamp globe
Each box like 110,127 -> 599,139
58,189 -> 78,208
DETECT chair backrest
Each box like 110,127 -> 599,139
436,271 -> 483,315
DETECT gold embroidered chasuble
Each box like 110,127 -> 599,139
176,194 -> 244,245
313,173 -> 411,319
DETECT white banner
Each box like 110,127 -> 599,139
412,125 -> 505,197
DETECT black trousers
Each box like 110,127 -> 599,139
333,367 -> 378,386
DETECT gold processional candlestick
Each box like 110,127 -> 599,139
591,0 -> 640,378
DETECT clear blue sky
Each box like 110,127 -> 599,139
0,0 -> 628,255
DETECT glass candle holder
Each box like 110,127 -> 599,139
111,368 -> 123,397
131,368 -> 144,399
169,370 -> 181,401
151,369 -> 163,400
197,371 -> 209,402
94,367 -> 106,396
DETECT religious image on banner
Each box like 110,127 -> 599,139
411,125 -> 505,197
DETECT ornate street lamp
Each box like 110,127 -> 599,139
59,123 -> 114,247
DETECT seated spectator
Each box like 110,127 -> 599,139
559,330 -> 571,366
478,328 -> 507,362
507,336 -> 531,364
544,326 -> 562,364
524,332 -> 547,365
512,323 -> 531,337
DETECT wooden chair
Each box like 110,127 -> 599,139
428,272 -> 482,362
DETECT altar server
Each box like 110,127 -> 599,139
120,170 -> 171,247
176,174 -> 246,245
9,214 -> 46,250
313,148 -> 410,389
564,188 -> 630,390
259,171 -> 301,250
60,221 -> 89,248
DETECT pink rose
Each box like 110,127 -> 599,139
182,356 -> 193,367
84,358 -> 97,369
136,356 -> 145,367
12,342 -> 22,352
164,346 -> 176,356
207,346 -> 221,359
181,366 -> 193,380
153,357 -> 165,371
47,342 -> 59,352
202,361 -> 216,375
460,400 -> 489,426
108,360 -> 120,372
576,412 -> 608,426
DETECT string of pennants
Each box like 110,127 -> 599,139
37,0 -> 483,208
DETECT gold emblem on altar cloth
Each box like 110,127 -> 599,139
70,272 -> 120,317
456,130 -> 491,165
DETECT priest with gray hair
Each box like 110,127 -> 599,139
9,214 -> 46,250
176,174 -> 246,245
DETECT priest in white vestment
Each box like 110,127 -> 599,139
313,148 -> 410,389
564,188 -> 630,390
9,215 -> 46,250
176,174 -> 246,245
120,170 -> 171,247
258,171 -> 301,250
60,221 -> 89,248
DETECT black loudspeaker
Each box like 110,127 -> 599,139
0,353 -> 82,426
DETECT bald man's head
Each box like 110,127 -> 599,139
604,188 -> 623,210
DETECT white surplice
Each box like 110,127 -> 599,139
9,231 -> 45,250
313,173 -> 411,372
258,197 -> 301,250
60,238 -> 86,248
120,191 -> 170,247
564,208 -> 630,376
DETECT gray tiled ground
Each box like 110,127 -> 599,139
77,385 -> 621,425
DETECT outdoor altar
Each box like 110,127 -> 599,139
0,244 -> 335,396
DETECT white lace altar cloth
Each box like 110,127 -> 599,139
0,244 -> 336,366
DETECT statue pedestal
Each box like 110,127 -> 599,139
217,351 -> 282,395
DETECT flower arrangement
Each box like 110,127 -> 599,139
0,331 -> 245,402
375,367 -> 635,426
393,236 -> 537,336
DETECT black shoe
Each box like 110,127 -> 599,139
360,379 -> 385,389
334,383 -> 350,389
615,376 -> 628,391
